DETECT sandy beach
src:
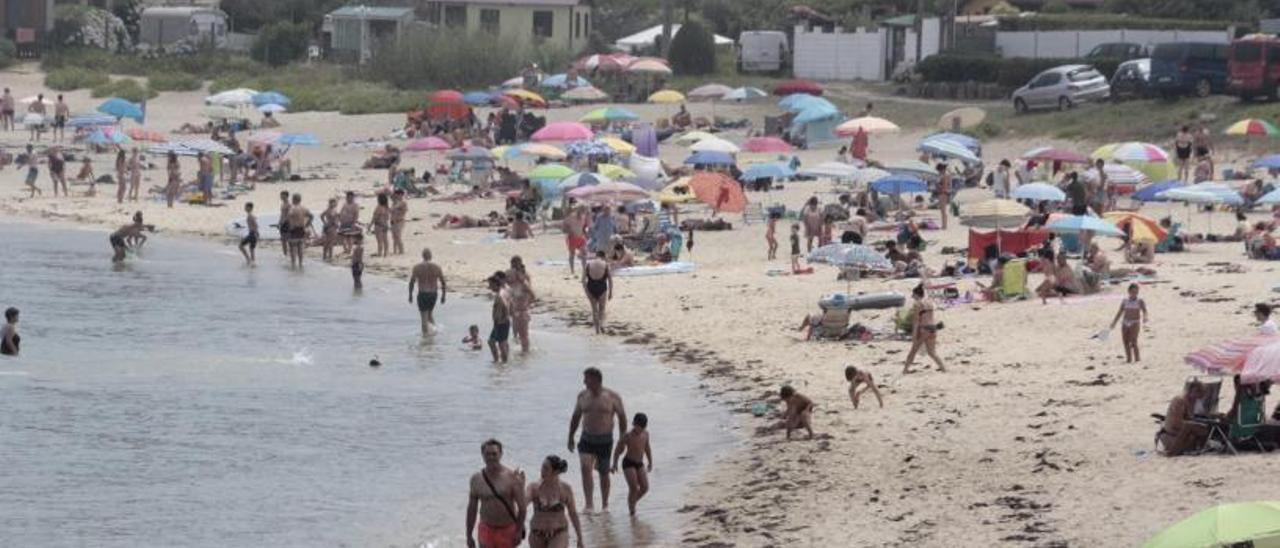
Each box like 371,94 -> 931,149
5,61 -> 1280,547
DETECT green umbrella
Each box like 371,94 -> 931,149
579,106 -> 639,124
528,163 -> 574,180
1144,501 -> 1280,548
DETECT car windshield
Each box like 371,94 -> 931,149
1152,44 -> 1185,61
1234,43 -> 1262,62
1068,68 -> 1101,82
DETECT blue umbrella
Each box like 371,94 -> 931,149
1046,215 -> 1124,237
463,91 -> 494,105
919,138 -> 980,163
1253,154 -> 1280,170
252,91 -> 291,107
779,93 -> 833,112
684,150 -> 735,166
1257,187 -> 1280,205
1011,182 -> 1066,202
1131,180 -> 1182,202
85,129 -> 129,146
870,175 -> 928,194
724,87 -> 767,102
278,133 -> 320,146
67,112 -> 117,128
923,132 -> 980,152
792,104 -> 841,125
540,73 -> 591,89
742,162 -> 795,182
97,97 -> 143,123
565,140 -> 614,157
530,178 -> 564,198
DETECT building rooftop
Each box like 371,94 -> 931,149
329,5 -> 416,19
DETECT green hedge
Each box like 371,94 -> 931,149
918,54 -> 1119,88
148,72 -> 202,92
997,13 -> 1240,32
45,66 -> 110,90
91,78 -> 157,102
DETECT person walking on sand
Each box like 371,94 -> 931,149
28,93 -> 46,141
165,151 -> 181,208
486,272 -> 511,364
766,210 -> 780,260
801,197 -> 822,252
582,251 -> 612,335
610,413 -> 653,516
390,189 -> 408,255
53,94 -> 68,142
238,202 -> 258,265
1,88 -> 14,132
351,233 -> 365,290
506,256 -> 535,355
524,455 -> 585,548
465,439 -> 527,548
128,148 -> 142,202
563,203 -> 588,274
370,192 -> 390,257
21,144 -> 40,198
321,198 -> 339,262
47,146 -> 67,197
780,385 -> 814,440
408,248 -> 447,334
567,366 -> 627,512
903,284 -> 946,374
1174,125 -> 1193,182
1109,283 -> 1148,363
846,365 -> 883,409
1,307 -> 20,357
114,149 -> 127,204
284,193 -> 312,269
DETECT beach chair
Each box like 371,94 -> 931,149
1222,394 -> 1268,453
1152,377 -> 1222,455
742,203 -> 765,225
668,232 -> 684,261
1155,223 -> 1183,253
995,259 -> 1030,301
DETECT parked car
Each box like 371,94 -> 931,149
1012,65 -> 1111,113
1149,41 -> 1229,98
1110,58 -> 1152,101
1085,42 -> 1148,62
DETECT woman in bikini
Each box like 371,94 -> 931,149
765,210 -> 779,260
165,151 -> 181,208
370,192 -> 391,258
1109,283 -> 1148,363
524,455 -> 584,548
1174,125 -> 1192,182
582,250 -> 612,335
506,255 -> 535,355
903,284 -> 946,374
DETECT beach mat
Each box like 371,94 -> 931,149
614,262 -> 694,277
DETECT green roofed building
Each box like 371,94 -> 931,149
419,0 -> 592,53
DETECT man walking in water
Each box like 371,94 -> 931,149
466,439 -> 526,548
408,248 -> 446,334
567,366 -> 627,511
284,193 -> 312,269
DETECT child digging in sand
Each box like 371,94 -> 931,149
780,385 -> 814,440
846,366 -> 883,409
1109,283 -> 1148,363
611,413 -> 653,516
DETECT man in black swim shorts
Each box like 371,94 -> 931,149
567,366 -> 627,511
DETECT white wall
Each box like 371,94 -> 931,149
794,25 -> 886,81
904,17 -> 941,64
996,28 -> 1230,58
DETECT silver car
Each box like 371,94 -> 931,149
1012,64 -> 1111,113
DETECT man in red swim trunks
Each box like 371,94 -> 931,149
562,201 -> 588,274
466,439 -> 525,548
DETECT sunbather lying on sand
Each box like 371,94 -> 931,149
435,211 -> 505,229
174,122 -> 213,134
429,186 -> 492,203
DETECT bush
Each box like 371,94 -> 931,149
45,67 -> 110,90
997,13 -> 1238,32
251,22 -> 311,67
91,78 -> 156,102
365,28 -> 572,90
918,54 -> 1118,88
0,38 -> 14,69
209,64 -> 420,115
148,72 -> 202,92
669,20 -> 716,75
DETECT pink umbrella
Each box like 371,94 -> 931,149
1241,339 -> 1280,383
566,180 -> 648,204
406,136 -> 451,152
742,136 -> 793,153
532,122 -> 593,142
1022,146 -> 1090,164
1185,335 -> 1280,376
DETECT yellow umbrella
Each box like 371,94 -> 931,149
657,177 -> 696,204
597,163 -> 635,178
648,90 -> 686,104
517,142 -> 566,160
1103,211 -> 1166,244
629,60 -> 673,74
504,89 -> 547,106
598,137 -> 635,155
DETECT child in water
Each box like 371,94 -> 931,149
611,412 -> 653,516
461,325 -> 482,350
351,233 -> 364,290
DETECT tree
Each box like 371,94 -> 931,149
251,22 -> 311,66
668,20 -> 716,75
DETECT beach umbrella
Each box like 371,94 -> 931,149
686,172 -> 747,213
503,89 -> 547,107
513,142 -> 567,160
923,132 -> 981,153
445,146 -> 494,161
597,137 -> 635,156
1012,182 -> 1067,202
528,163 -> 574,180
243,130 -> 282,147
251,91 -> 290,107
834,116 -> 900,137
1242,341 -> 1280,383
567,180 -> 649,205
596,163 -> 635,179
1159,183 -> 1243,206
688,83 -> 732,101
1253,154 -> 1280,169
428,89 -> 464,104
257,103 -> 287,114
206,88 -> 257,106
689,136 -> 740,154
684,150 -> 735,166
67,112 -> 117,128
628,59 -> 672,74
124,127 -> 167,143
1084,163 -> 1149,186
199,104 -> 240,120
936,107 -> 986,130
870,175 -> 928,195
742,136 -> 792,153
1022,146 -> 1090,164
1092,141 -> 1170,163
772,79 -> 823,96
672,130 -> 717,146
406,136 -> 451,152
742,162 -> 795,182
579,106 -> 639,124
793,104 -> 841,125
807,243 -> 893,272
85,128 -> 131,146
461,91 -> 494,105
1225,118 -> 1280,136
148,142 -> 198,156
1045,214 -> 1124,237
658,178 -> 696,204
852,167 -> 891,185
540,73 -> 591,89
960,199 -> 1030,229
723,86 -> 767,102
97,97 -> 144,122
532,122 -> 592,142
500,76 -> 524,89
565,140 -> 614,157
883,160 -> 936,177
1185,335 -> 1280,376
174,138 -> 233,155
561,86 -> 609,102
797,161 -> 860,180
1143,501 -> 1280,548
919,138 -> 980,163
778,93 -> 834,112
1132,180 -> 1182,202
647,90 -> 686,104
559,172 -> 612,190
1257,187 -> 1280,205
1103,211 -> 1167,244
575,53 -> 629,71
278,133 -> 320,146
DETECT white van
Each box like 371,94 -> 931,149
739,31 -> 789,73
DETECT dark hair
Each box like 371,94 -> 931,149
481,438 -> 503,453
912,284 -> 924,298
999,159 -> 1011,168
377,193 -> 389,206
4,307 -> 17,321
280,190 -> 290,199
584,367 -> 602,381
245,202 -> 254,210
633,413 -> 648,428
487,270 -> 506,286
545,455 -> 569,474
1128,283 -> 1139,291
346,191 -> 355,198
1238,212 -> 1247,221
844,365 -> 857,380
936,163 -> 947,173
779,385 -> 795,398
1257,303 -> 1273,317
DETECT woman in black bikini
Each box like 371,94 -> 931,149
524,455 -> 584,548
582,250 -> 612,335
370,192 -> 391,258
1174,125 -> 1192,182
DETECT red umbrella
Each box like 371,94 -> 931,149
742,136 -> 793,153
427,89 -> 468,120
1021,146 -> 1090,164
687,172 -> 747,213
429,89 -> 464,104
773,79 -> 823,96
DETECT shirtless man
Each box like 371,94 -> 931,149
53,94 -> 69,142
109,212 -> 152,263
408,248 -> 447,334
567,366 -> 627,511
339,191 -> 361,254
465,439 -> 526,548
1,88 -> 14,131
320,198 -> 339,261
197,151 -> 213,204
390,189 -> 408,255
562,203 -> 588,274
779,385 -> 814,440
284,193 -> 313,269
277,190 -> 292,258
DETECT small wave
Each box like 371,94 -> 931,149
0,370 -> 31,376
287,350 -> 313,365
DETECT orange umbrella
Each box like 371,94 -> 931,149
125,127 -> 168,142
687,172 -> 747,213
1102,211 -> 1167,244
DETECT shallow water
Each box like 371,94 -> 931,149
0,221 -> 733,547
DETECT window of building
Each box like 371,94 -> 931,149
574,13 -> 580,39
444,5 -> 467,28
583,13 -> 589,38
532,10 -> 553,39
480,9 -> 500,34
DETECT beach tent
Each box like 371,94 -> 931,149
626,154 -> 667,189
790,104 -> 842,148
1143,501 -> 1280,548
966,229 -> 1049,262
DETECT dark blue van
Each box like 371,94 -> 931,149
1150,42 -> 1230,98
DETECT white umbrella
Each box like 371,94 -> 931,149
20,96 -> 54,108
797,161 -> 860,180
174,138 -> 234,155
689,137 -> 740,154
258,103 -> 287,114
206,88 -> 258,107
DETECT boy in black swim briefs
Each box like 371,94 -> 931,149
611,413 -> 653,516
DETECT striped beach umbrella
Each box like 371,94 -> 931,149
1185,335 -> 1280,376
1225,118 -> 1280,136
1092,142 -> 1171,163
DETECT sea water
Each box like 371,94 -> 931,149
0,221 -> 733,547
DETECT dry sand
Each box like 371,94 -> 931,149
3,62 -> 1280,547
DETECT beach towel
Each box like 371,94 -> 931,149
614,262 -> 694,277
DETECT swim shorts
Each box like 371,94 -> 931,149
566,234 -> 586,251
109,234 -> 125,249
241,230 -> 258,249
417,291 -> 438,313
477,521 -> 519,548
489,322 -> 510,343
576,432 -> 614,475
